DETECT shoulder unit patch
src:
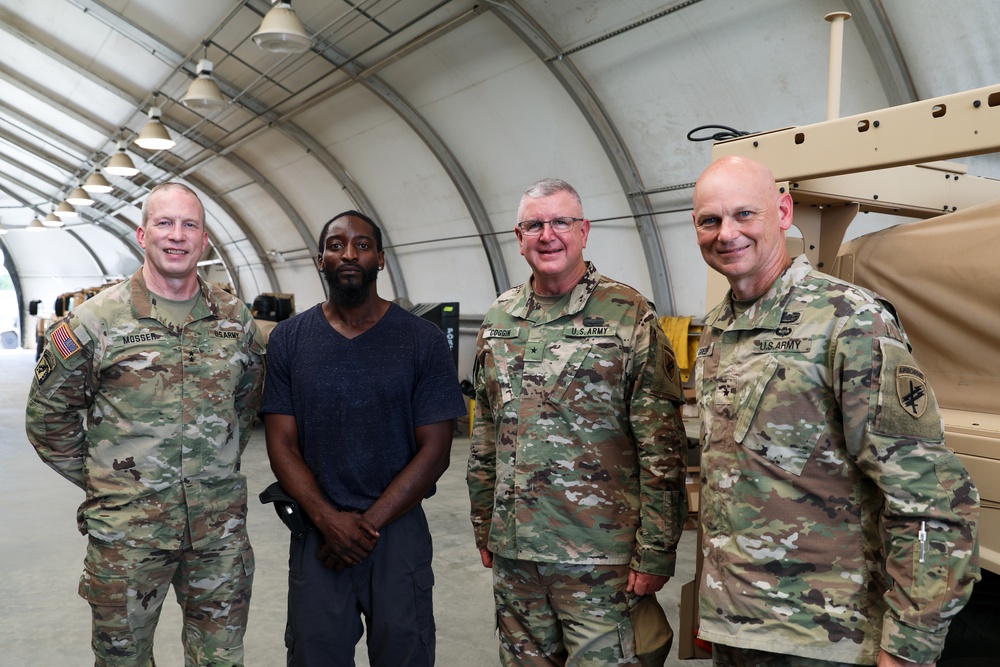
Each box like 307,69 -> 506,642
896,364 -> 927,418
34,348 -> 55,385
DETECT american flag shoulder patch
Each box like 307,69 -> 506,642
52,322 -> 82,360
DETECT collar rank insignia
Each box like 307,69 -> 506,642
896,365 -> 928,418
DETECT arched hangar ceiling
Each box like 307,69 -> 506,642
1,0 -> 999,351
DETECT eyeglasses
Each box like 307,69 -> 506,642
517,217 -> 583,236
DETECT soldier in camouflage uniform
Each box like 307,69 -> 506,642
25,182 -> 266,666
468,178 -> 688,666
690,156 -> 979,666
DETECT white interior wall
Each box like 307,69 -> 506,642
2,0 -> 999,368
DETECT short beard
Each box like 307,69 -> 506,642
323,265 -> 379,308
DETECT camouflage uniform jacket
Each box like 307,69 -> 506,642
468,262 -> 687,574
25,269 -> 266,550
695,255 -> 979,665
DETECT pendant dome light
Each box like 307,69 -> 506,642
38,214 -> 60,229
66,187 -> 95,207
135,105 -> 176,151
253,1 -> 312,53
182,44 -> 227,111
54,201 -> 78,219
105,141 -> 140,177
82,169 -> 113,194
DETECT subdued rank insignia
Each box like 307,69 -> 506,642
34,348 -> 55,385
896,365 -> 928,418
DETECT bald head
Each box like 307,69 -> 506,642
692,156 -> 794,299
693,156 -> 781,207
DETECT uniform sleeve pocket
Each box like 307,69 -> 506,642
872,337 -> 944,441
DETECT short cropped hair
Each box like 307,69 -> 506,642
517,178 -> 583,221
141,182 -> 205,228
318,210 -> 383,253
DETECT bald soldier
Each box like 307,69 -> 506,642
691,156 -> 979,667
26,182 -> 265,666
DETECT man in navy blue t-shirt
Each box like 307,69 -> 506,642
261,210 -> 467,667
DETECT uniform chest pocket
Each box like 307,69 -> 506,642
548,337 -> 626,420
733,355 -> 833,476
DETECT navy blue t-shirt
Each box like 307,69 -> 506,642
260,303 -> 466,511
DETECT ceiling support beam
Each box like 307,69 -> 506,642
489,1 -> 675,315
185,174 -> 277,298
63,228 -> 111,276
275,124 -> 407,298
0,180 -> 142,264
0,99 -> 93,168
275,7 -> 510,296
844,0 -> 918,107
70,0 -> 406,298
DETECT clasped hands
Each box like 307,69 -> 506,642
316,509 -> 380,571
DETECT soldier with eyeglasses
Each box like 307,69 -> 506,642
468,178 -> 688,665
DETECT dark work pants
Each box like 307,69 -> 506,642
285,506 -> 436,667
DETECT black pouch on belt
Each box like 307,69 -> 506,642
259,481 -> 311,539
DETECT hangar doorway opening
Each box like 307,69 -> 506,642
0,256 -> 20,350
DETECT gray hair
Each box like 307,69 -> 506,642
517,178 -> 582,220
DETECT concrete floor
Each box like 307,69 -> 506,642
0,348 -> 698,666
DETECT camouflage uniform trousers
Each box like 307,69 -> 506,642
78,534 -> 254,666
711,644 -> 866,667
493,556 -> 639,666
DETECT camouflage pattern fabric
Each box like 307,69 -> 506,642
695,255 -> 980,665
492,556 -> 638,666
468,262 -> 688,574
25,267 -> 266,550
79,535 -> 254,666
711,644 -> 860,667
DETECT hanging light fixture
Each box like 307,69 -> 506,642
67,187 -> 95,207
82,169 -> 113,194
135,105 -> 176,151
54,201 -> 78,219
253,1 -> 312,53
28,217 -> 48,231
182,44 -> 227,111
105,141 -> 140,177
